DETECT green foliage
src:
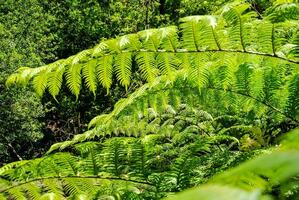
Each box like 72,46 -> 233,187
7,4 -> 299,97
0,0 -> 235,166
2,1 -> 299,200
0,103 -> 263,199
0,0 -> 56,165
167,129 -> 299,200
0,128 -> 298,199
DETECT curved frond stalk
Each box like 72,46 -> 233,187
0,144 -> 155,198
85,60 -> 298,127
45,59 -> 299,151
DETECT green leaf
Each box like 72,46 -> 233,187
82,59 -> 98,95
66,63 -> 82,99
96,55 -> 113,93
164,185 -> 261,200
114,52 -> 132,90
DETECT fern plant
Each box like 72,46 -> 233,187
2,1 -> 299,200
0,128 -> 298,199
166,129 -> 299,200
0,104 -> 262,199
6,3 -> 299,99
51,60 -> 298,152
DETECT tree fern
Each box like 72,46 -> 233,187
6,4 -> 299,98
2,2 -> 299,199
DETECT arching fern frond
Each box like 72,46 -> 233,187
6,4 -> 299,98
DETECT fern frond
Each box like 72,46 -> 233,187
222,4 -> 256,51
71,49 -> 92,65
23,183 -> 41,200
43,179 -> 64,197
257,21 -> 276,55
6,10 -> 299,99
160,26 -> 179,52
40,192 -> 63,200
138,29 -> 161,51
65,63 -> 82,100
156,53 -> 181,80
136,52 -> 158,83
82,59 -> 98,95
286,74 -> 299,119
96,55 -> 113,93
265,2 -> 299,22
114,52 -> 132,90
48,65 -> 65,101
119,34 -> 142,51
6,188 -> 26,200
189,53 -> 211,90
180,16 -> 202,51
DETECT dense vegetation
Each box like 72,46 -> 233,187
0,0 -> 232,165
0,0 -> 298,199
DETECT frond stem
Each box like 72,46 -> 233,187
141,85 -> 299,123
99,49 -> 299,64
